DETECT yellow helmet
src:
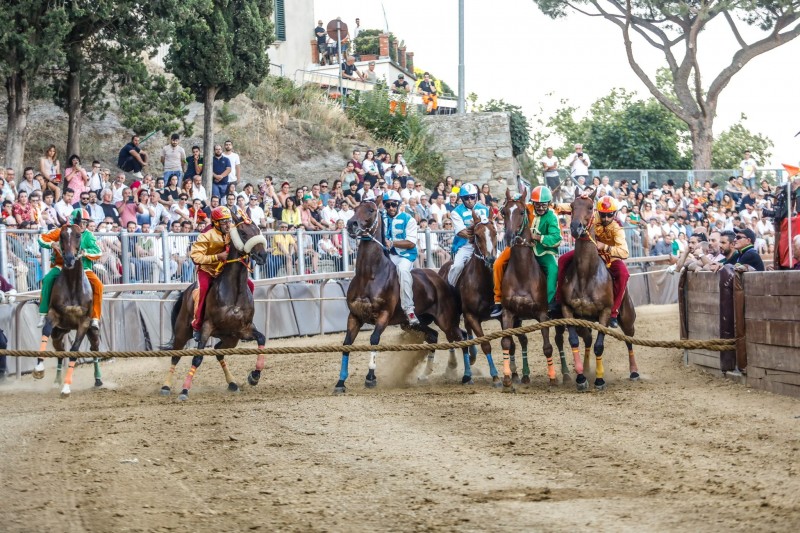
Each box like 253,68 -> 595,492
596,195 -> 618,214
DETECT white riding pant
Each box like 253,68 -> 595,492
390,254 -> 415,312
448,244 -> 473,286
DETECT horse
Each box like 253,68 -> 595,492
498,190 -> 562,391
438,210 -> 503,386
160,210 -> 269,401
335,199 -> 468,393
37,224 -> 101,397
560,189 -> 639,391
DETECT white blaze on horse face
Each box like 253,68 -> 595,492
507,204 -> 517,221
484,226 -> 493,255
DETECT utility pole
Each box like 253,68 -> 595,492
457,0 -> 465,114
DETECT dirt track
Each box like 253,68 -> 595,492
1,304 -> 799,532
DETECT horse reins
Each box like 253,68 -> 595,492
352,200 -> 388,252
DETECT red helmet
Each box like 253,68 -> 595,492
211,206 -> 232,222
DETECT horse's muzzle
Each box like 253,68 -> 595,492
252,250 -> 268,266
346,219 -> 360,239
64,254 -> 76,269
570,223 -> 586,240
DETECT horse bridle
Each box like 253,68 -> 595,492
505,200 -> 532,247
221,219 -> 268,272
351,200 -> 387,250
470,221 -> 495,269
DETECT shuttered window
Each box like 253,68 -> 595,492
274,0 -> 286,41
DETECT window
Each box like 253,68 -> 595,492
274,0 -> 286,41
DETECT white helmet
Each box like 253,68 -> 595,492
459,183 -> 478,197
383,190 -> 402,203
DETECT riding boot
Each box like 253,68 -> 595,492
608,317 -> 619,328
193,329 -> 202,342
490,303 -> 502,318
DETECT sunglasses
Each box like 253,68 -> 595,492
462,195 -> 477,201
599,213 -> 616,219
384,201 -> 399,208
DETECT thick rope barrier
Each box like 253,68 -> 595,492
0,318 -> 736,359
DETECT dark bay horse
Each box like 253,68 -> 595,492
45,225 -> 101,397
560,190 -> 639,391
498,190 -> 562,391
161,211 -> 269,401
438,211 -> 502,386
335,200 -> 468,393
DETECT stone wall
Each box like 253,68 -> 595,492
422,112 -> 516,196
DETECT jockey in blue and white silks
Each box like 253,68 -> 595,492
382,190 -> 420,325
448,183 -> 490,286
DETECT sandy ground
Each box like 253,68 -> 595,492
1,304 -> 799,532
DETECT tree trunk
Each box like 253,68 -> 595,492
65,42 -> 83,157
202,85 -> 218,197
689,118 -> 714,170
5,72 -> 30,174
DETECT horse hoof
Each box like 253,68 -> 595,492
227,382 -> 240,393
492,376 -> 503,388
461,375 -> 474,385
333,386 -> 346,395
160,386 -> 171,396
562,373 -> 572,384
595,378 -> 606,391
576,376 -> 588,392
178,390 -> 189,401
521,375 -> 531,385
33,364 -> 45,380
511,372 -> 520,384
630,372 -> 640,382
60,385 -> 71,398
364,378 -> 377,389
502,384 -> 516,394
548,378 -> 558,388
247,371 -> 261,387
417,374 -> 429,383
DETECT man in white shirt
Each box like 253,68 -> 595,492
563,143 -> 590,186
169,193 -> 191,224
430,195 -> 448,225
400,178 -> 420,201
87,161 -> 104,195
740,150 -> 758,190
55,188 -> 76,220
191,174 -> 208,203
245,195 -> 266,228
320,197 -> 340,228
597,175 -> 613,197
540,147 -> 560,189
111,172 -> 127,203
160,133 -> 187,182
223,140 -> 241,184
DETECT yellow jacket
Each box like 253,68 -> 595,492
553,203 -> 628,262
190,227 -> 230,277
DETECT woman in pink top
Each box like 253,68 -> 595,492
64,154 -> 90,198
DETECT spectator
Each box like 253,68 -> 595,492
732,228 -> 765,272
223,140 -> 241,184
282,197 -> 301,226
740,150 -> 758,190
117,135 -> 148,178
245,195 -> 266,228
64,154 -> 90,199
349,150 -> 365,182
365,61 -> 378,83
17,167 -> 41,197
318,233 -> 343,271
161,174 -> 180,205
564,144 -> 590,186
110,172 -> 127,203
272,221 -> 297,276
40,190 -> 59,229
445,192 -> 459,213
160,133 -> 186,183
417,72 -> 438,115
390,74 -> 411,116
99,189 -> 121,224
116,188 -> 139,227
12,191 -> 36,228
87,161 -> 103,196
341,56 -> 364,90
39,144 -> 61,188
55,188 -> 76,220
169,193 -> 192,225
184,145 -> 204,182
211,144 -> 231,198
362,150 -> 379,187
314,20 -> 327,65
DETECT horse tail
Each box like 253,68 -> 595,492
159,290 -> 186,350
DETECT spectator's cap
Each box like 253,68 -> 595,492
376,147 -> 388,156
631,179 -> 638,185
318,20 -> 323,24
398,74 -> 404,79
249,194 -> 259,200
281,181 -> 290,187
735,228 -> 756,243
303,194 -> 312,201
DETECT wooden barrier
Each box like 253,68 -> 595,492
681,270 -> 800,398
744,272 -> 800,398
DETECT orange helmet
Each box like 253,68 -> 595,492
211,206 -> 232,222
596,195 -> 618,214
530,186 -> 552,204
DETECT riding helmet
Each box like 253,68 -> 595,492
383,190 -> 402,203
211,206 -> 233,222
596,195 -> 619,213
530,186 -> 552,204
459,183 -> 478,197
70,208 -> 91,224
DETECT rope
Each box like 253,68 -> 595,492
1,318 -> 736,359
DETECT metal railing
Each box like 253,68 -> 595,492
540,168 -> 791,190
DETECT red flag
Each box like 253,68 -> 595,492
783,164 -> 800,178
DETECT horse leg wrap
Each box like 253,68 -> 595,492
64,361 -> 76,386
502,350 -> 511,377
255,354 -> 266,372
572,347 -> 584,375
39,336 -> 49,352
368,351 -> 377,371
583,349 -> 591,375
595,356 -> 604,380
462,352 -> 472,378
559,352 -> 570,375
486,353 -> 498,378
93,359 -> 101,380
425,353 -> 435,375
182,366 -> 198,391
164,364 -> 177,388
521,351 -> 530,376
629,350 -> 638,373
546,356 -> 556,380
218,358 -> 235,384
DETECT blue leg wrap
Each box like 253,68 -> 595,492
486,353 -> 498,377
339,354 -> 350,382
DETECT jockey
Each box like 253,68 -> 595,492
490,186 -> 561,318
37,208 -> 104,328
555,195 -> 630,328
382,190 -> 420,326
447,183 -> 490,286
189,206 -> 255,341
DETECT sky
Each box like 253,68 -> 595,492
314,0 -> 800,168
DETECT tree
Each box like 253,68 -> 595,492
118,71 -> 194,137
51,1 -> 180,157
712,114 -> 774,169
0,1 -> 69,173
547,89 -> 691,169
167,0 -> 273,193
479,99 -> 531,158
532,1 -> 800,169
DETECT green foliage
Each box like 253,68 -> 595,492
711,114 -> 774,169
479,99 -> 531,157
547,89 -> 692,169
118,74 -> 194,137
216,101 -> 239,128
246,76 -> 312,109
345,89 -> 444,184
0,1 -> 69,75
354,29 -> 381,56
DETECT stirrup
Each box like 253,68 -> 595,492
489,304 -> 502,318
608,317 -> 619,328
406,311 -> 420,326
36,314 -> 47,328
192,329 -> 202,342
90,318 -> 100,329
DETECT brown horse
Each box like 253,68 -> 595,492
335,200 -> 468,393
160,211 -> 269,401
498,190 -> 557,391
438,210 -> 502,386
560,189 -> 639,391
47,224 -> 102,397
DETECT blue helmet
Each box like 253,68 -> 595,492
383,190 -> 401,203
459,183 -> 478,197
